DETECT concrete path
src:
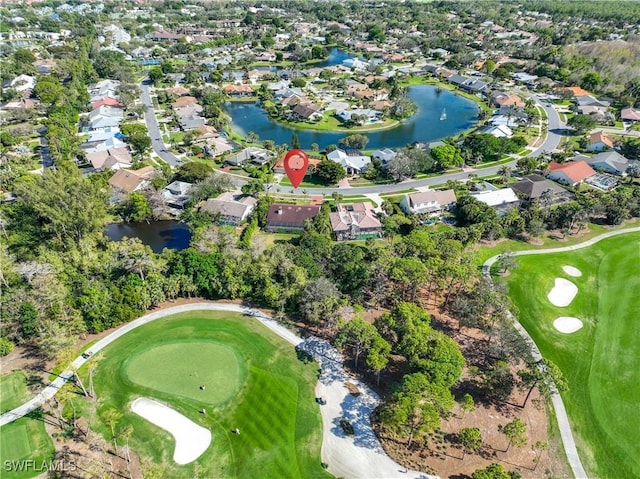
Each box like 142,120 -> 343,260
0,303 -> 437,479
483,227 -> 640,479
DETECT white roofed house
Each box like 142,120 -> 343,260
400,189 -> 457,216
470,188 -> 520,213
330,203 -> 383,241
326,148 -> 371,175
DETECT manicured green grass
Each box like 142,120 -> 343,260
1,371 -> 29,413
503,233 -> 640,479
83,311 -> 329,479
0,415 -> 55,479
124,341 -> 244,406
474,219 -> 640,265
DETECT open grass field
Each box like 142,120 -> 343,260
84,311 -> 330,479
503,233 -> 640,479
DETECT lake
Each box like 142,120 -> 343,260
104,221 -> 192,253
226,85 -> 479,150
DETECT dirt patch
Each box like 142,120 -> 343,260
344,382 -> 361,396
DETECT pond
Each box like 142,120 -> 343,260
225,85 -> 478,150
104,220 -> 192,253
314,47 -> 357,68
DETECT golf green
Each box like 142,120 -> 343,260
124,341 -> 243,405
504,233 -> 640,479
86,311 -> 330,479
0,416 -> 55,479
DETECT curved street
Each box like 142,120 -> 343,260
0,303 -> 434,479
483,226 -> 640,479
140,82 -> 564,195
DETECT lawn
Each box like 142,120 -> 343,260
0,371 -> 29,413
83,311 -> 330,479
502,233 -> 640,479
0,417 -> 55,479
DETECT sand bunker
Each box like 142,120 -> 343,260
547,278 -> 578,307
131,397 -> 211,464
554,317 -> 584,334
562,265 -> 582,277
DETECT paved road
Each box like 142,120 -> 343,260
483,227 -> 640,479
140,81 -> 183,168
0,303 -> 433,479
38,127 -> 53,169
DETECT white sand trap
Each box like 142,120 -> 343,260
554,317 -> 584,334
131,397 -> 211,465
562,265 -> 582,277
547,278 -> 578,307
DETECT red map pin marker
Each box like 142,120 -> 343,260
283,149 -> 309,188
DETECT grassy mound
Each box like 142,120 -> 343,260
504,233 -> 640,479
86,311 -> 330,479
124,341 -> 243,406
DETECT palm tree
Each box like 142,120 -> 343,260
498,166 -> 512,184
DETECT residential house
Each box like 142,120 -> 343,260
265,204 -> 321,232
547,161 -> 596,186
330,203 -> 383,241
81,131 -> 126,153
326,148 -> 371,175
87,106 -> 124,131
587,130 -> 614,152
33,59 -> 56,74
203,137 -> 236,158
509,174 -> 571,205
470,188 -> 520,211
511,72 -> 538,86
291,103 -> 322,121
223,84 -> 254,96
491,92 -> 524,108
91,97 -> 124,110
480,124 -> 513,138
192,125 -> 219,141
621,107 -> 640,123
178,114 -> 206,131
274,156 -> 321,174
171,96 -> 198,110
7,74 -> 36,92
399,189 -> 457,215
200,192 -> 257,225
86,147 -> 132,171
89,80 -> 120,102
575,95 -> 610,108
162,181 -> 192,209
336,109 -> 382,125
584,151 -> 630,176
372,148 -> 397,165
225,147 -> 273,167
3,97 -> 38,109
108,166 -> 155,193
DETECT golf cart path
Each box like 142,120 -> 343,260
483,226 -> 640,479
0,303 -> 435,479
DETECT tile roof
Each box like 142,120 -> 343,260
548,161 -> 596,183
330,202 -> 381,232
589,130 -> 613,148
266,204 -> 320,228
